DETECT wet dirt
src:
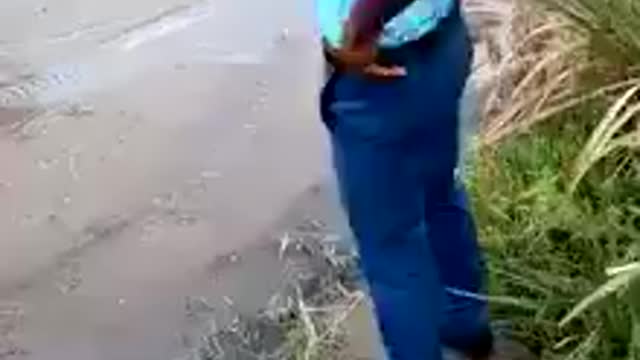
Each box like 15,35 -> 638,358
0,0 -> 330,358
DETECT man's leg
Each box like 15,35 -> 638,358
322,76 -> 444,359
333,136 -> 443,360
425,178 -> 493,357
409,13 -> 492,356
414,101 -> 492,357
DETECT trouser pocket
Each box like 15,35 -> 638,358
319,59 -> 339,132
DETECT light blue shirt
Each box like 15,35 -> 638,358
316,0 -> 454,48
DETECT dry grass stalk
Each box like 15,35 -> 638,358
465,0 -> 584,145
190,220 -> 362,360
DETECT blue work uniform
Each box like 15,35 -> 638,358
317,1 -> 492,359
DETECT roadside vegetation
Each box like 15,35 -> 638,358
468,0 -> 640,358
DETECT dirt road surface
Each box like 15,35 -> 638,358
0,0 -> 333,358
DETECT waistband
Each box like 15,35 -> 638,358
323,2 -> 462,69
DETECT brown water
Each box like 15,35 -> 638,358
0,0 -> 331,358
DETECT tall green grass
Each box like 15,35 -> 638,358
468,0 -> 640,357
469,108 -> 640,358
470,111 -> 640,359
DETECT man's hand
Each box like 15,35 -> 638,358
327,20 -> 406,78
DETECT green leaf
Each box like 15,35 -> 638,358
560,265 -> 640,327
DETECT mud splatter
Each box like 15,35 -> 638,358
55,260 -> 83,294
0,303 -> 27,359
4,103 -> 93,141
0,65 -> 85,108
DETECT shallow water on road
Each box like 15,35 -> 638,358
0,0 -> 282,110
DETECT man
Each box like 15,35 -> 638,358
317,0 -> 495,359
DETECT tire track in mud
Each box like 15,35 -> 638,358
0,165 -> 226,359
0,0 -> 272,154
0,65 -> 85,109
0,1 -> 215,110
99,1 -> 214,52
2,163 -> 224,297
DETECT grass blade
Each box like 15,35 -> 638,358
560,266 -> 640,327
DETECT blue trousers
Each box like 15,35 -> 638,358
320,12 -> 490,360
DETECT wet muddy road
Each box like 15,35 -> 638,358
0,0 -> 330,358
